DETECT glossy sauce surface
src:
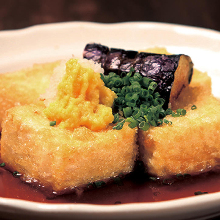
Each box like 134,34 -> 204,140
1,165 -> 220,205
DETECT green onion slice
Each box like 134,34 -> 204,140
191,105 -> 197,110
0,162 -> 5,167
101,67 -> 186,131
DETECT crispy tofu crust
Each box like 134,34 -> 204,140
0,61 -> 60,130
1,104 -> 138,193
139,95 -> 220,177
139,70 -> 220,178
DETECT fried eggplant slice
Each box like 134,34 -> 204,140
83,43 -> 193,109
83,43 -> 109,68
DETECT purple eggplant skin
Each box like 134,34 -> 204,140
138,54 -> 181,108
83,43 -> 193,109
104,48 -> 125,74
104,49 -> 140,74
119,50 -> 139,73
83,43 -> 109,68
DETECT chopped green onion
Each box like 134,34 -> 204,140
136,117 -> 145,123
120,71 -> 127,78
113,113 -> 119,123
114,97 -> 125,107
109,72 -> 117,78
164,119 -> 172,125
176,174 -> 184,180
50,121 -> 56,126
148,82 -> 157,91
176,108 -> 186,116
126,101 -> 136,108
125,93 -> 139,102
142,77 -> 152,88
113,78 -> 123,88
113,119 -> 125,130
172,108 -> 187,117
149,176 -> 158,181
162,178 -> 175,185
176,173 -> 191,180
159,109 -> 166,118
132,84 -> 141,93
106,80 -> 115,88
165,108 -> 173,115
139,121 -> 150,131
0,162 -> 5,167
123,107 -> 133,118
140,89 -> 149,99
101,68 -> 186,131
93,181 -> 106,188
111,87 -> 121,93
153,92 -> 160,99
133,109 -> 142,120
157,119 -> 163,126
194,191 -> 208,195
146,95 -> 153,103
153,98 -> 164,106
100,73 -> 106,85
126,117 -> 139,128
191,105 -> 197,110
13,171 -> 21,177
133,72 -> 142,82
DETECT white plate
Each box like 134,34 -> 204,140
0,21 -> 220,220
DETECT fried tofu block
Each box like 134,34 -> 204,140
1,104 -> 138,193
139,70 -> 220,178
171,69 -> 212,110
0,61 -> 60,130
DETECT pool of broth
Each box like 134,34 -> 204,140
1,163 -> 220,205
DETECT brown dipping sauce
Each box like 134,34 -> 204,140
1,162 -> 220,205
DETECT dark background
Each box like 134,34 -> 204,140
0,0 -> 220,32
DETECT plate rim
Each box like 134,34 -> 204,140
1,20 -> 220,37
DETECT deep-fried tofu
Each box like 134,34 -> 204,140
139,70 -> 220,178
1,104 -> 138,193
0,61 -> 60,130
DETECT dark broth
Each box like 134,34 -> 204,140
1,165 -> 220,205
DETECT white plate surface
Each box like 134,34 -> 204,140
0,21 -> 220,220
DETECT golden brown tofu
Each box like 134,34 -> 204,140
171,69 -> 212,110
0,61 -> 60,130
1,104 -> 138,193
139,70 -> 220,178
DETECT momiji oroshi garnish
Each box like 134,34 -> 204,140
100,67 -> 186,131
